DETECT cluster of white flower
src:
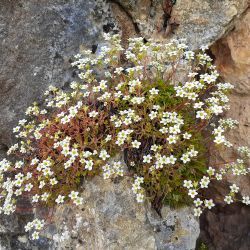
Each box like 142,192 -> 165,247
24,219 -> 45,240
115,129 -> 133,146
159,112 -> 184,145
111,109 -> 141,127
180,147 -> 198,164
69,191 -> 84,206
184,157 -> 250,216
103,161 -> 124,179
238,146 -> 250,158
132,177 -> 144,202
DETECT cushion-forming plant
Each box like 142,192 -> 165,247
0,34 -> 249,240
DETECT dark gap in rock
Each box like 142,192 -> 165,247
161,0 -> 180,35
62,81 -> 70,89
163,13 -> 171,29
91,44 -> 98,54
108,0 -> 140,34
54,52 -> 62,59
103,22 -> 115,33
198,203 -> 250,250
63,19 -> 70,24
0,143 -> 9,152
210,38 -> 235,68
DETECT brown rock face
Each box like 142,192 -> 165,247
212,10 -> 250,95
211,9 -> 250,197
199,203 -> 250,250
199,9 -> 250,250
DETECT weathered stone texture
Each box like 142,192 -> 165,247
211,9 -> 250,197
113,0 -> 249,49
39,176 -> 199,250
0,0 -> 118,157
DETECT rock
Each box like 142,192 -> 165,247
0,0 -> 119,158
199,204 -> 250,250
148,206 -> 200,250
113,0 -> 249,49
41,176 -> 156,250
37,176 -> 199,250
210,9 -> 250,197
198,9 -> 250,250
0,212 -> 34,250
212,10 -> 250,95
170,0 -> 248,48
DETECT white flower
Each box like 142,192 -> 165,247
194,207 -> 202,217
160,127 -> 168,134
150,144 -> 159,152
34,219 -> 45,230
167,135 -> 178,144
31,231 -> 39,240
207,167 -> 215,176
50,178 -> 58,186
32,194 -> 40,203
143,155 -> 152,163
132,140 -> 141,149
99,80 -> 107,90
185,51 -> 195,60
203,74 -> 217,84
61,115 -> 71,124
105,135 -> 112,142
194,198 -> 203,207
188,189 -> 198,198
103,172 -> 111,179
73,197 -> 84,206
183,180 -> 193,189
196,110 -> 207,120
99,150 -> 110,161
204,199 -> 215,209
149,88 -> 159,96
183,133 -> 192,139
89,111 -> 98,118
180,153 -> 190,163
224,195 -> 233,204
194,102 -> 204,109
136,193 -> 144,203
15,161 -> 24,169
114,67 -> 124,75
13,126 -> 21,133
242,196 -> 250,205
25,222 -> 33,232
230,184 -> 239,193
85,160 -> 94,170
31,158 -> 39,166
41,192 -> 50,201
215,173 -> 222,180
25,183 -> 33,192
55,195 -> 65,204
200,176 -> 210,188
69,191 -> 79,200
149,111 -> 157,120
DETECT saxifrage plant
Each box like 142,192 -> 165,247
0,34 -> 249,240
